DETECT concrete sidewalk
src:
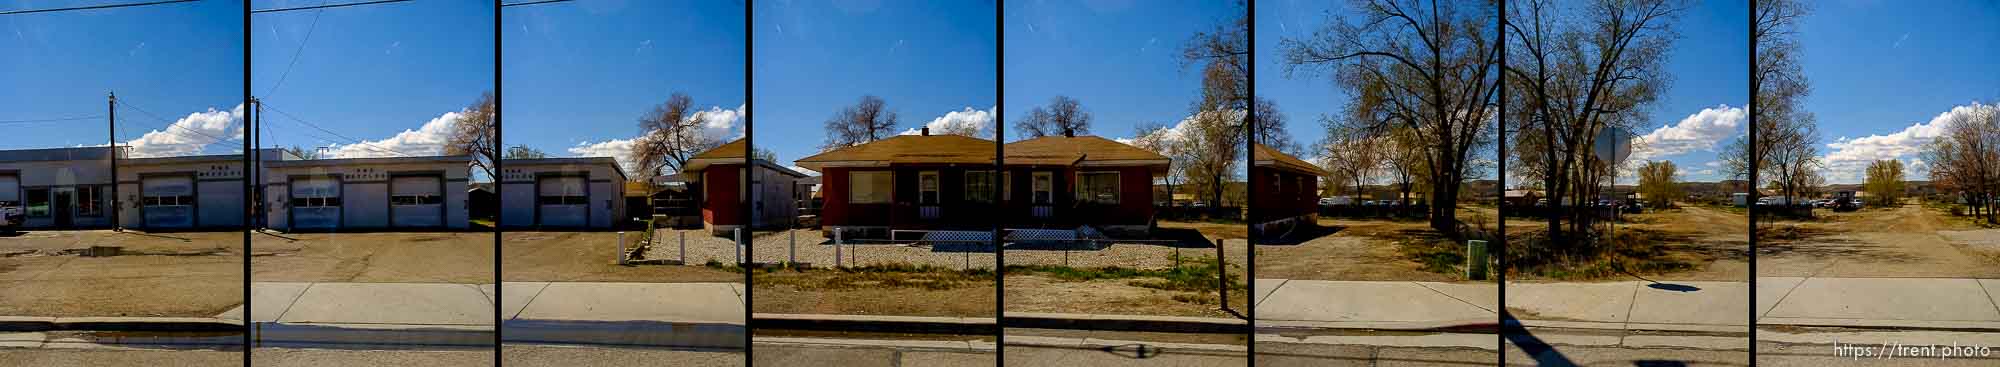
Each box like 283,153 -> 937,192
222,281 -> 747,349
1257,277 -> 2000,333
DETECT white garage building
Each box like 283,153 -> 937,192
0,147 -> 292,231
497,157 -> 627,229
260,155 -> 472,231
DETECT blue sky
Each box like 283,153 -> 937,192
1,0 -> 243,155
249,0 -> 492,159
1003,0 -> 1238,144
1798,0 -> 2000,184
1256,0 -> 1748,184
502,0 -> 744,175
754,0 -> 995,172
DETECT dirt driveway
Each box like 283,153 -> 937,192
503,231 -> 739,283
251,231 -> 492,283
1759,204 -> 2000,278
0,230 -> 241,317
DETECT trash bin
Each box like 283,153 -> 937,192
1465,240 -> 1488,280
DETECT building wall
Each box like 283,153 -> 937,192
497,162 -> 624,229
1,160 -> 114,229
701,164 -> 742,228
1250,166 -> 1319,225
816,166 -> 894,230
751,165 -> 802,229
262,162 -> 469,231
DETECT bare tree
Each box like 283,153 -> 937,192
1723,0 -> 1816,209
1320,118 -> 1383,200
504,145 -> 549,159
821,95 -> 900,151
1015,95 -> 1093,139
1182,1 -> 1250,215
1924,105 -> 2000,222
1282,0 -> 1502,233
1383,125 -> 1427,207
282,145 -> 323,160
1130,121 -> 1188,203
632,93 -> 725,181
446,91 -> 498,180
1504,0 -> 1683,241
1255,98 -> 1301,156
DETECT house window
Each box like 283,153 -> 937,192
918,171 -> 940,204
77,186 -> 103,217
25,188 -> 48,217
1032,172 -> 1053,204
849,171 -> 891,204
145,194 -> 193,206
292,196 -> 343,208
1077,172 -> 1120,205
965,171 -> 995,203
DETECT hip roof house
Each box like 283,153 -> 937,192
1251,143 -> 1325,234
795,129 -> 1169,238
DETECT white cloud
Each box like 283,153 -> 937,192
1629,105 -> 1743,162
900,106 -> 995,138
327,111 -> 462,158
124,104 -> 244,158
1820,102 -> 1994,183
567,104 -> 746,176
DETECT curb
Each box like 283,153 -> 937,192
0,316 -> 242,333
1259,319 -> 1501,333
1004,312 -> 1246,334
501,319 -> 744,349
251,322 -> 492,348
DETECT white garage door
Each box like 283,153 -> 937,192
142,176 -> 194,228
0,175 -> 18,203
390,176 -> 443,228
290,178 -> 340,230
537,176 -> 587,227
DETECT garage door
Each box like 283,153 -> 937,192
390,176 -> 443,228
537,176 -> 586,227
290,177 -> 340,230
142,176 -> 194,229
0,175 -> 18,204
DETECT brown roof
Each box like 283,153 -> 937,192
1254,143 -> 1325,176
1003,136 -> 1170,168
794,134 -> 996,171
690,138 -> 747,160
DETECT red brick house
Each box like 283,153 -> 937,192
1251,143 -> 1324,232
794,130 -> 1170,238
684,139 -> 810,235
1000,134 -> 1171,236
793,131 -> 997,237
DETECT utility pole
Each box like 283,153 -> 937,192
108,91 -> 120,232
250,97 -> 263,231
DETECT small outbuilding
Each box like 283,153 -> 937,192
260,155 -> 472,231
1250,143 -> 1325,231
683,139 -> 810,235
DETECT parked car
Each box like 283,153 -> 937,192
1319,198 -> 1338,207
0,201 -> 22,235
1831,197 -> 1860,212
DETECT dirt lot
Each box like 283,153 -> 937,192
1258,206 -> 1500,282
1758,204 -> 2000,278
0,230 -> 241,317
250,231 -> 492,283
503,231 -> 739,283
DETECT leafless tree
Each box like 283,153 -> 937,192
821,95 -> 900,151
1723,0 -> 1816,212
504,145 -> 549,159
1504,0 -> 1683,241
632,93 -> 724,180
1130,121 -> 1188,201
1015,95 -> 1093,139
1282,0 -> 1502,233
1924,105 -> 2000,222
1320,118 -> 1383,200
1181,1 -> 1250,215
446,91 -> 498,180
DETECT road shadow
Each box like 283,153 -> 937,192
1251,222 -> 1346,246
1502,311 -> 1578,366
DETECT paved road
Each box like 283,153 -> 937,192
0,348 -> 241,367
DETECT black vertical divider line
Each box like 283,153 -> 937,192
242,0 -> 254,363
1243,1 -> 1256,365
494,0 -> 505,363
743,0 -> 755,363
1495,0 -> 1507,362
1746,0 -> 1759,361
993,1 -> 1006,364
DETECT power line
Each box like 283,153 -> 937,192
262,1 -> 326,98
258,102 -> 414,157
249,0 -> 409,14
0,115 -> 104,125
0,0 -> 197,16
500,0 -> 573,7
115,100 -> 236,145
